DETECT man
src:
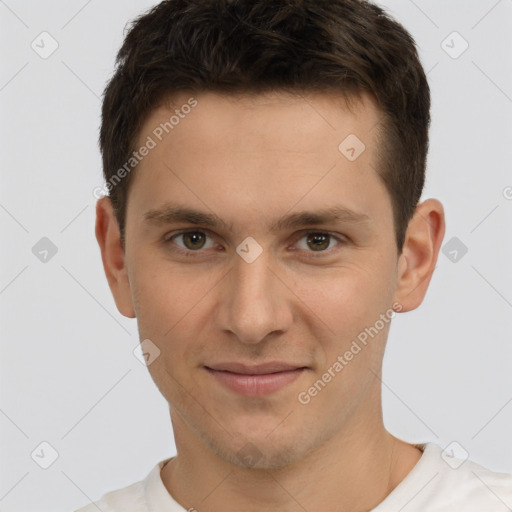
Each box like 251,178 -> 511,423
77,0 -> 512,510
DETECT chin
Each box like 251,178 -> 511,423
225,441 -> 306,470
202,422 -> 317,470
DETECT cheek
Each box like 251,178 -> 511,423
291,262 -> 396,384
294,261 -> 392,327
129,259 -> 223,373
131,267 -> 199,391
129,254 -> 198,329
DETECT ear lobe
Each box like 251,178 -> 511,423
393,199 -> 445,313
95,197 -> 136,318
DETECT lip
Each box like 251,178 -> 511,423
206,362 -> 306,375
204,363 -> 308,396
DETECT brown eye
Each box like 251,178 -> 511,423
182,232 -> 207,250
167,230 -> 217,253
294,232 -> 341,253
306,233 -> 331,251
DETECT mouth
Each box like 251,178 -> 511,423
204,362 -> 308,396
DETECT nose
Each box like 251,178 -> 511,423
214,248 -> 293,345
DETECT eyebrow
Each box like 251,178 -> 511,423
143,203 -> 371,233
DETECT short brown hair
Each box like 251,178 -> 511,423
100,0 -> 430,253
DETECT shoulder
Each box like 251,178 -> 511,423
434,444 -> 512,509
74,480 -> 146,512
73,461 -> 166,512
376,443 -> 512,511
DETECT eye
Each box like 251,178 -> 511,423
294,231 -> 344,254
165,230 -> 218,254
163,229 -> 346,258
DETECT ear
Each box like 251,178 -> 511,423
95,197 -> 136,318
393,199 -> 445,312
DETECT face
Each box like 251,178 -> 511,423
109,91 -> 406,468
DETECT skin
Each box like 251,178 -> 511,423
96,90 -> 445,512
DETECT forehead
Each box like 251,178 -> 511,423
138,90 -> 382,154
128,90 -> 391,236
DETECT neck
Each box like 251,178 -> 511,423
160,408 -> 422,512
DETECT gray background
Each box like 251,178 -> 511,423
1,1 -> 511,511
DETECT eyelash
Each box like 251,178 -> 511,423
163,229 -> 347,259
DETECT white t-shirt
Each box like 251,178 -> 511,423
74,443 -> 512,511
